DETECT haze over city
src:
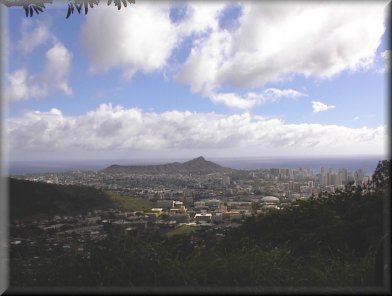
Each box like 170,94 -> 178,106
4,1 -> 390,163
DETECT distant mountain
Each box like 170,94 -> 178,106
103,156 -> 232,174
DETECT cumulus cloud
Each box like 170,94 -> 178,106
78,2 -> 387,109
7,42 -> 72,101
312,101 -> 336,113
7,104 -> 386,156
44,42 -> 73,95
209,92 -> 256,109
176,2 -> 226,36
79,2 -> 228,79
178,2 -> 387,92
80,3 -> 180,78
18,19 -> 51,54
208,88 -> 307,109
7,69 -> 30,101
177,29 -> 232,93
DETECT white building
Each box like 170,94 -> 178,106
194,213 -> 212,223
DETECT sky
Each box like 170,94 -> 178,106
2,1 -> 391,162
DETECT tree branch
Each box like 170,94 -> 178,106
0,0 -> 52,7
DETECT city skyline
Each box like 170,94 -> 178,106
4,1 -> 390,162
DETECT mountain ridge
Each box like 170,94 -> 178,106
103,156 -> 232,174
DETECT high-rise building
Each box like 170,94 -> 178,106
318,173 -> 323,186
288,181 -> 294,191
354,169 -> 365,184
320,166 -> 325,176
323,175 -> 327,186
222,175 -> 231,185
336,173 -> 342,186
327,172 -> 331,186
270,168 -> 280,177
339,168 -> 348,184
331,173 -> 337,186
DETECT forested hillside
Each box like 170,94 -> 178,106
9,178 -> 115,221
9,178 -> 151,221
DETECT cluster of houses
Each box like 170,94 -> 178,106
10,195 -> 284,254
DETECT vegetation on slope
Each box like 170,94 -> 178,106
9,178 -> 115,221
106,191 -> 153,212
166,225 -> 196,238
9,178 -> 153,221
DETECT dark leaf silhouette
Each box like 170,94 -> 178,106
66,4 -> 72,18
75,3 -> 81,13
23,5 -> 28,17
0,0 -> 134,18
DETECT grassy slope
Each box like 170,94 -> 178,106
166,225 -> 196,238
106,191 -> 153,212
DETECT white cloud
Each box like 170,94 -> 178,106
353,116 -> 359,121
177,29 -> 232,93
178,2 -> 387,92
176,2 -> 226,36
7,105 -> 387,157
44,42 -> 73,95
7,69 -> 30,101
209,92 -> 257,109
312,101 -> 336,113
80,3 -> 179,78
7,42 -> 72,101
18,19 -> 51,54
78,2 -> 386,110
79,2 -> 227,79
207,88 -> 307,109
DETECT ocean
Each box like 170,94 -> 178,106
7,155 -> 385,176
210,156 -> 384,176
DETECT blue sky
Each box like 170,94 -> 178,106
3,1 -> 390,161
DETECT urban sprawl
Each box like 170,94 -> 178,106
12,165 -> 371,227
10,164 -> 373,275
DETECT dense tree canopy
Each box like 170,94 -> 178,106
371,160 -> 391,192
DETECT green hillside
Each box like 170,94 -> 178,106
166,225 -> 196,238
9,178 -> 153,221
9,178 -> 116,221
106,191 -> 153,211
